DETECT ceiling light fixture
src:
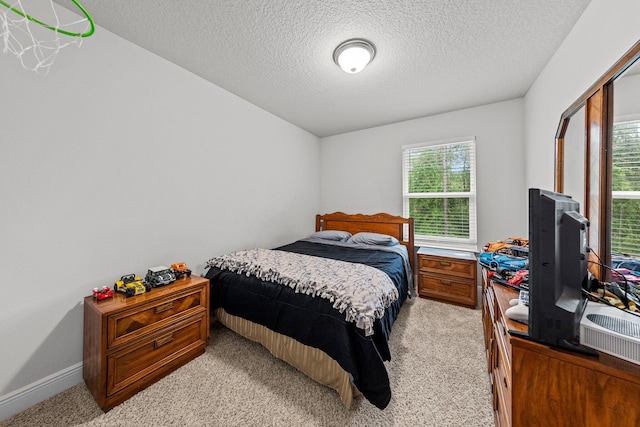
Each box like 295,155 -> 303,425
333,39 -> 376,74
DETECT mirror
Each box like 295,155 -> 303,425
561,106 -> 586,209
611,60 -> 640,267
556,39 -> 640,280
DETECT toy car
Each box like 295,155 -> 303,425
479,246 -> 529,272
611,268 -> 640,285
508,269 -> 529,286
114,274 -> 149,297
171,262 -> 192,279
483,237 -> 528,252
611,256 -> 640,275
145,266 -> 176,287
93,285 -> 114,301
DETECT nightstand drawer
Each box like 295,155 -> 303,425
108,287 -> 206,349
107,314 -> 207,396
419,255 -> 476,279
418,274 -> 476,305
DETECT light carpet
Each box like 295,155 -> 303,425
1,297 -> 494,426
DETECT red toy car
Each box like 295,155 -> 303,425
93,286 -> 114,301
612,268 -> 640,285
508,269 -> 529,286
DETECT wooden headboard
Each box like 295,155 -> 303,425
315,212 -> 415,271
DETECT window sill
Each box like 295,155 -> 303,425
415,240 -> 479,254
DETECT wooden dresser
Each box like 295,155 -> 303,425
417,247 -> 477,308
482,268 -> 525,426
83,275 -> 209,410
482,268 -> 640,426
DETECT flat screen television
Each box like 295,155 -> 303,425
525,188 -> 596,355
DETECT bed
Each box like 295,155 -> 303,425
204,212 -> 414,409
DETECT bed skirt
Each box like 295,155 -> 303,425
215,308 -> 361,407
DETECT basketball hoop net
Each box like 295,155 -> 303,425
0,0 -> 94,75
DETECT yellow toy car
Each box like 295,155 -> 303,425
114,274 -> 150,297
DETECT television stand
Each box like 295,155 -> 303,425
557,338 -> 599,356
508,330 -> 599,357
482,268 -> 640,426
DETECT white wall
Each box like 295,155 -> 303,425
6,0 -> 640,419
0,4 -> 319,417
319,99 -> 527,252
524,0 -> 640,191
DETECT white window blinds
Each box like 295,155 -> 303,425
402,138 -> 477,251
612,120 -> 640,257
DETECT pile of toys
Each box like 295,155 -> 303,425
481,238 -> 640,311
479,237 -> 529,289
92,263 -> 192,300
595,254 -> 640,313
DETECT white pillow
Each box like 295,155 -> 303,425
310,230 -> 352,241
347,232 -> 399,246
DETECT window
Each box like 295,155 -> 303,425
402,138 -> 477,251
612,120 -> 640,257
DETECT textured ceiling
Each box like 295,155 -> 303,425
56,0 -> 592,137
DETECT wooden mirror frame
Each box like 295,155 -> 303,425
555,39 -> 640,279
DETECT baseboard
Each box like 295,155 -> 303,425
0,362 -> 83,421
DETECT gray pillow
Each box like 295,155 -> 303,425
347,232 -> 399,246
310,230 -> 352,241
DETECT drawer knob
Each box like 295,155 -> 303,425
439,261 -> 451,267
154,334 -> 174,348
155,302 -> 174,314
439,280 -> 451,286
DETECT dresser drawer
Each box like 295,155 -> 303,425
482,290 -> 495,372
107,314 -> 207,396
107,286 -> 206,349
494,328 -> 512,424
494,384 -> 510,427
495,310 -> 513,363
418,274 -> 476,306
419,255 -> 476,279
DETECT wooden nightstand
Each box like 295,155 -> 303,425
83,275 -> 209,410
417,247 -> 478,308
